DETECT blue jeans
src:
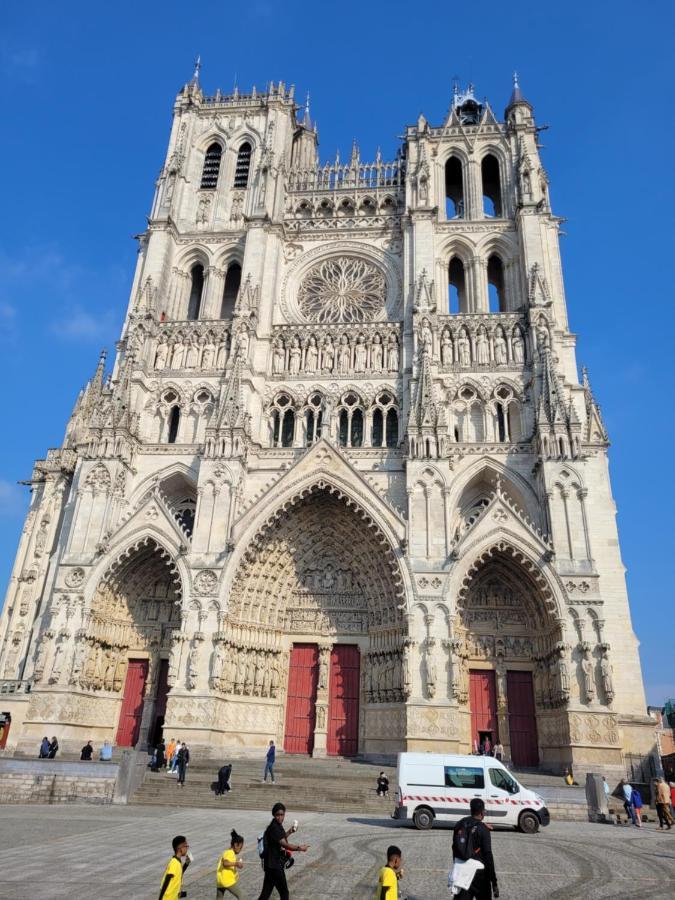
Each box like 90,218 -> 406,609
624,800 -> 636,825
264,761 -> 275,782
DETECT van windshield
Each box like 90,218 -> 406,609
488,767 -> 519,794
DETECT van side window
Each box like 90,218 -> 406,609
489,768 -> 519,794
444,766 -> 484,789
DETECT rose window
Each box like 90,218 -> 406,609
297,257 -> 385,323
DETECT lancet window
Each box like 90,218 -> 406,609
487,254 -> 507,312
233,142 -> 252,188
304,393 -> 324,446
200,142 -> 223,189
187,264 -> 205,320
338,392 -> 364,448
220,262 -> 242,319
270,393 -> 295,448
448,256 -> 468,313
481,154 -> 503,217
445,156 -> 464,219
371,392 -> 399,448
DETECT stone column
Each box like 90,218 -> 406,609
312,642 -> 332,757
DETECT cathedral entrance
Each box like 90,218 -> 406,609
227,486 -> 406,755
469,670 -> 498,751
116,659 -> 148,747
327,644 -> 360,756
507,670 -> 538,766
284,644 -> 319,754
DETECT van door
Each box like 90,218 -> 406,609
441,762 -> 486,821
486,764 -> 521,824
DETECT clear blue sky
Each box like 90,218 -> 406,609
0,1 -> 673,704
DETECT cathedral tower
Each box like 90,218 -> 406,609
0,71 -> 653,773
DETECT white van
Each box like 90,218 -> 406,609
393,752 -> 550,834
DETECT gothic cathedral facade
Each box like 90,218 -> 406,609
0,72 -> 653,771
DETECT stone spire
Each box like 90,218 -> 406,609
582,366 -> 609,444
406,345 -> 441,458
505,71 -> 532,116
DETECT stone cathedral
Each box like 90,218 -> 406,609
0,70 -> 653,772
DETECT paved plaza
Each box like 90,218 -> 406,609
1,803 -> 674,899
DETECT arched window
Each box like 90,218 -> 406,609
385,408 -> 398,448
200,142 -> 222,189
187,264 -> 204,321
304,393 -> 324,446
487,254 -> 507,312
445,156 -> 464,219
167,406 -> 180,444
481,154 -> 503,217
372,408 -> 383,447
507,403 -> 521,442
233,142 -> 252,188
370,391 -> 399,448
337,393 -> 364,448
270,394 -> 295,448
449,256 -> 467,313
496,403 -> 506,442
220,262 -> 242,319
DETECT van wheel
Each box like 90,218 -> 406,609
518,811 -> 539,834
413,807 -> 434,830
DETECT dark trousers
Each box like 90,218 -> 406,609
456,871 -> 493,900
257,867 -> 289,900
656,802 -> 673,827
623,800 -> 636,825
177,763 -> 187,784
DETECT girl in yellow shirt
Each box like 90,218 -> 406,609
217,829 -> 245,898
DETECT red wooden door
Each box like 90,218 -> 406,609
284,644 -> 319,755
116,659 -> 148,748
327,645 -> 360,756
469,670 -> 498,749
507,670 -> 539,767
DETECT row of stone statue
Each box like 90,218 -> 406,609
153,331 -> 233,371
417,317 -> 526,367
363,648 -> 410,703
272,330 -> 400,377
534,642 -> 614,709
32,633 -> 129,693
195,641 -> 283,697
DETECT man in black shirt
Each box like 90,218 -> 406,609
451,798 -> 499,899
257,802 -> 309,900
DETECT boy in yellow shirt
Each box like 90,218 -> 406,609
159,835 -> 190,900
375,845 -> 403,900
217,829 -> 245,898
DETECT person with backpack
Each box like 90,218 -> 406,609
450,798 -> 499,899
256,802 -> 309,900
621,778 -> 636,825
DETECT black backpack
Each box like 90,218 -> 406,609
453,817 -> 479,862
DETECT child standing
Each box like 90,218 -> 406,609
159,835 -> 190,900
631,787 -> 643,827
375,845 -> 403,900
217,829 -> 245,898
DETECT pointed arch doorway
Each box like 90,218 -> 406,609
228,486 -> 406,757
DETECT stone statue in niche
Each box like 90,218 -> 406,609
289,337 -> 302,375
216,338 -> 229,368
318,651 -> 329,691
458,331 -> 471,366
476,329 -> 489,365
316,705 -> 327,729
371,333 -> 383,370
354,334 -> 367,372
185,338 -> 199,369
187,645 -> 199,690
554,643 -> 570,704
154,340 -> 169,370
537,323 -> 550,350
34,519 -> 49,557
600,646 -> 614,704
401,641 -> 413,699
494,331 -> 507,365
33,634 -> 50,680
171,339 -> 185,369
387,334 -> 399,372
581,645 -> 595,701
321,335 -> 335,372
512,331 -> 524,363
424,640 -> 436,698
202,341 -> 215,369
272,338 -> 285,375
305,336 -> 319,374
337,335 -> 351,374
211,642 -> 226,685
440,329 -> 453,365
418,317 -> 433,353
236,328 -> 250,361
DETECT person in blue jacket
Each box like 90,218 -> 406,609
264,740 -> 276,784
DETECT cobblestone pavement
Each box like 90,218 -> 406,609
2,804 -> 675,899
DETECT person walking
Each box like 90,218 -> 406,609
451,798 -> 499,899
170,739 -> 181,773
217,829 -> 245,898
176,742 -> 190,787
38,736 -> 50,758
159,834 -> 191,900
376,771 -> 390,798
493,742 -> 504,763
655,778 -> 673,830
630,786 -> 643,827
47,736 -> 59,759
257,801 -> 309,900
166,737 -> 177,773
80,740 -> 94,760
621,778 -> 636,825
263,740 -> 276,784
375,845 -> 403,899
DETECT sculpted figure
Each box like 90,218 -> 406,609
440,329 -> 453,366
337,334 -> 351,374
600,649 -> 614,704
401,642 -> 412,699
171,339 -> 185,369
371,333 -> 383,370
289,337 -> 302,375
305,336 -> 318,374
512,330 -> 525,363
211,643 -> 225,685
50,639 -> 65,683
201,341 -> 215,369
216,338 -> 228,369
494,330 -> 507,365
556,645 -> 570,703
321,335 -> 335,372
354,334 -> 367,372
476,329 -> 489,365
187,645 -> 199,690
154,339 -> 169,370
387,334 -> 400,372
424,644 -> 437,698
236,327 -> 250,360
272,338 -> 285,375
458,330 -> 471,365
185,338 -> 199,369
418,317 -> 433,352
581,647 -> 595,700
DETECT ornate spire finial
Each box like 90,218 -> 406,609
302,91 -> 312,128
191,55 -> 201,85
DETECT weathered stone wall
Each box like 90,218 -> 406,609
0,759 -> 117,804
